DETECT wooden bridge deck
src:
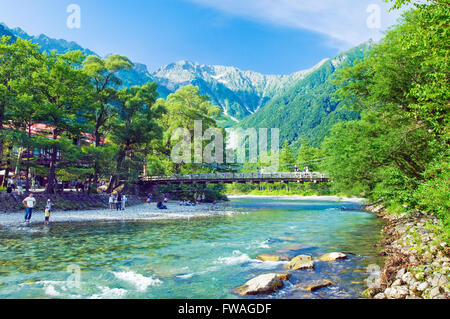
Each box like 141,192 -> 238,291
139,172 -> 329,185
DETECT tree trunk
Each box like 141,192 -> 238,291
91,119 -> 104,192
25,125 -> 31,192
106,149 -> 126,194
46,132 -> 59,194
0,103 -> 4,174
87,174 -> 94,194
106,175 -> 118,194
0,137 -> 4,186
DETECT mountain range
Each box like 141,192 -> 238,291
0,23 -> 371,147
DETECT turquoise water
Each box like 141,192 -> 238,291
0,198 -> 384,299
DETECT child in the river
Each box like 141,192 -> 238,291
44,199 -> 52,225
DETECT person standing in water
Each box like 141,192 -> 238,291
44,199 -> 52,225
22,194 -> 36,224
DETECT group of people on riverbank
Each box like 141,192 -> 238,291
20,191 -> 129,225
21,193 -> 51,225
17,190 -> 208,225
108,193 -> 128,211
6,177 -> 40,194
178,193 -> 206,206
145,192 -> 207,210
146,193 -> 169,210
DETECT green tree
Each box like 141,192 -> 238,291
279,141 -> 296,172
33,50 -> 92,193
83,54 -> 133,147
323,0 -> 449,221
297,139 -> 325,172
156,85 -> 222,173
106,82 -> 165,192
0,37 -> 42,185
83,54 -> 133,191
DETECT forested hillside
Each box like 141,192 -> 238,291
238,42 -> 373,147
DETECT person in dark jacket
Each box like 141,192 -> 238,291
157,201 -> 167,210
116,193 -> 123,211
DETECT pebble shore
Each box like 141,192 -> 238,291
0,201 -> 234,226
364,204 -> 449,299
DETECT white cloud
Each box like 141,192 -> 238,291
185,0 -> 405,49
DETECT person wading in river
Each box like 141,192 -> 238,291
22,194 -> 36,224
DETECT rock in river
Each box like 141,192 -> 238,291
319,252 -> 347,261
287,255 -> 314,270
277,273 -> 292,281
306,280 -> 335,292
233,273 -> 284,296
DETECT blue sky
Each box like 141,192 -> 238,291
0,0 -> 403,74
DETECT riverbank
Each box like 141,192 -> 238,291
364,204 -> 449,299
227,194 -> 365,203
0,192 -> 145,213
0,201 -> 234,226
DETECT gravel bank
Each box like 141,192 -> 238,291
364,204 -> 449,299
0,201 -> 237,227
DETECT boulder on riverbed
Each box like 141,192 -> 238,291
384,286 -> 409,299
233,273 -> 284,295
287,255 -> 314,270
257,254 -> 290,262
319,252 -> 347,261
307,280 -> 335,292
277,273 -> 292,281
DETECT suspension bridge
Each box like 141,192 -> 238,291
139,172 -> 329,186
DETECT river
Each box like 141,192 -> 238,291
0,197 -> 384,299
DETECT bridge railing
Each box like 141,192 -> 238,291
140,172 -> 328,182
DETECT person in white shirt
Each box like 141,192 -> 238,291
22,194 -> 36,223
